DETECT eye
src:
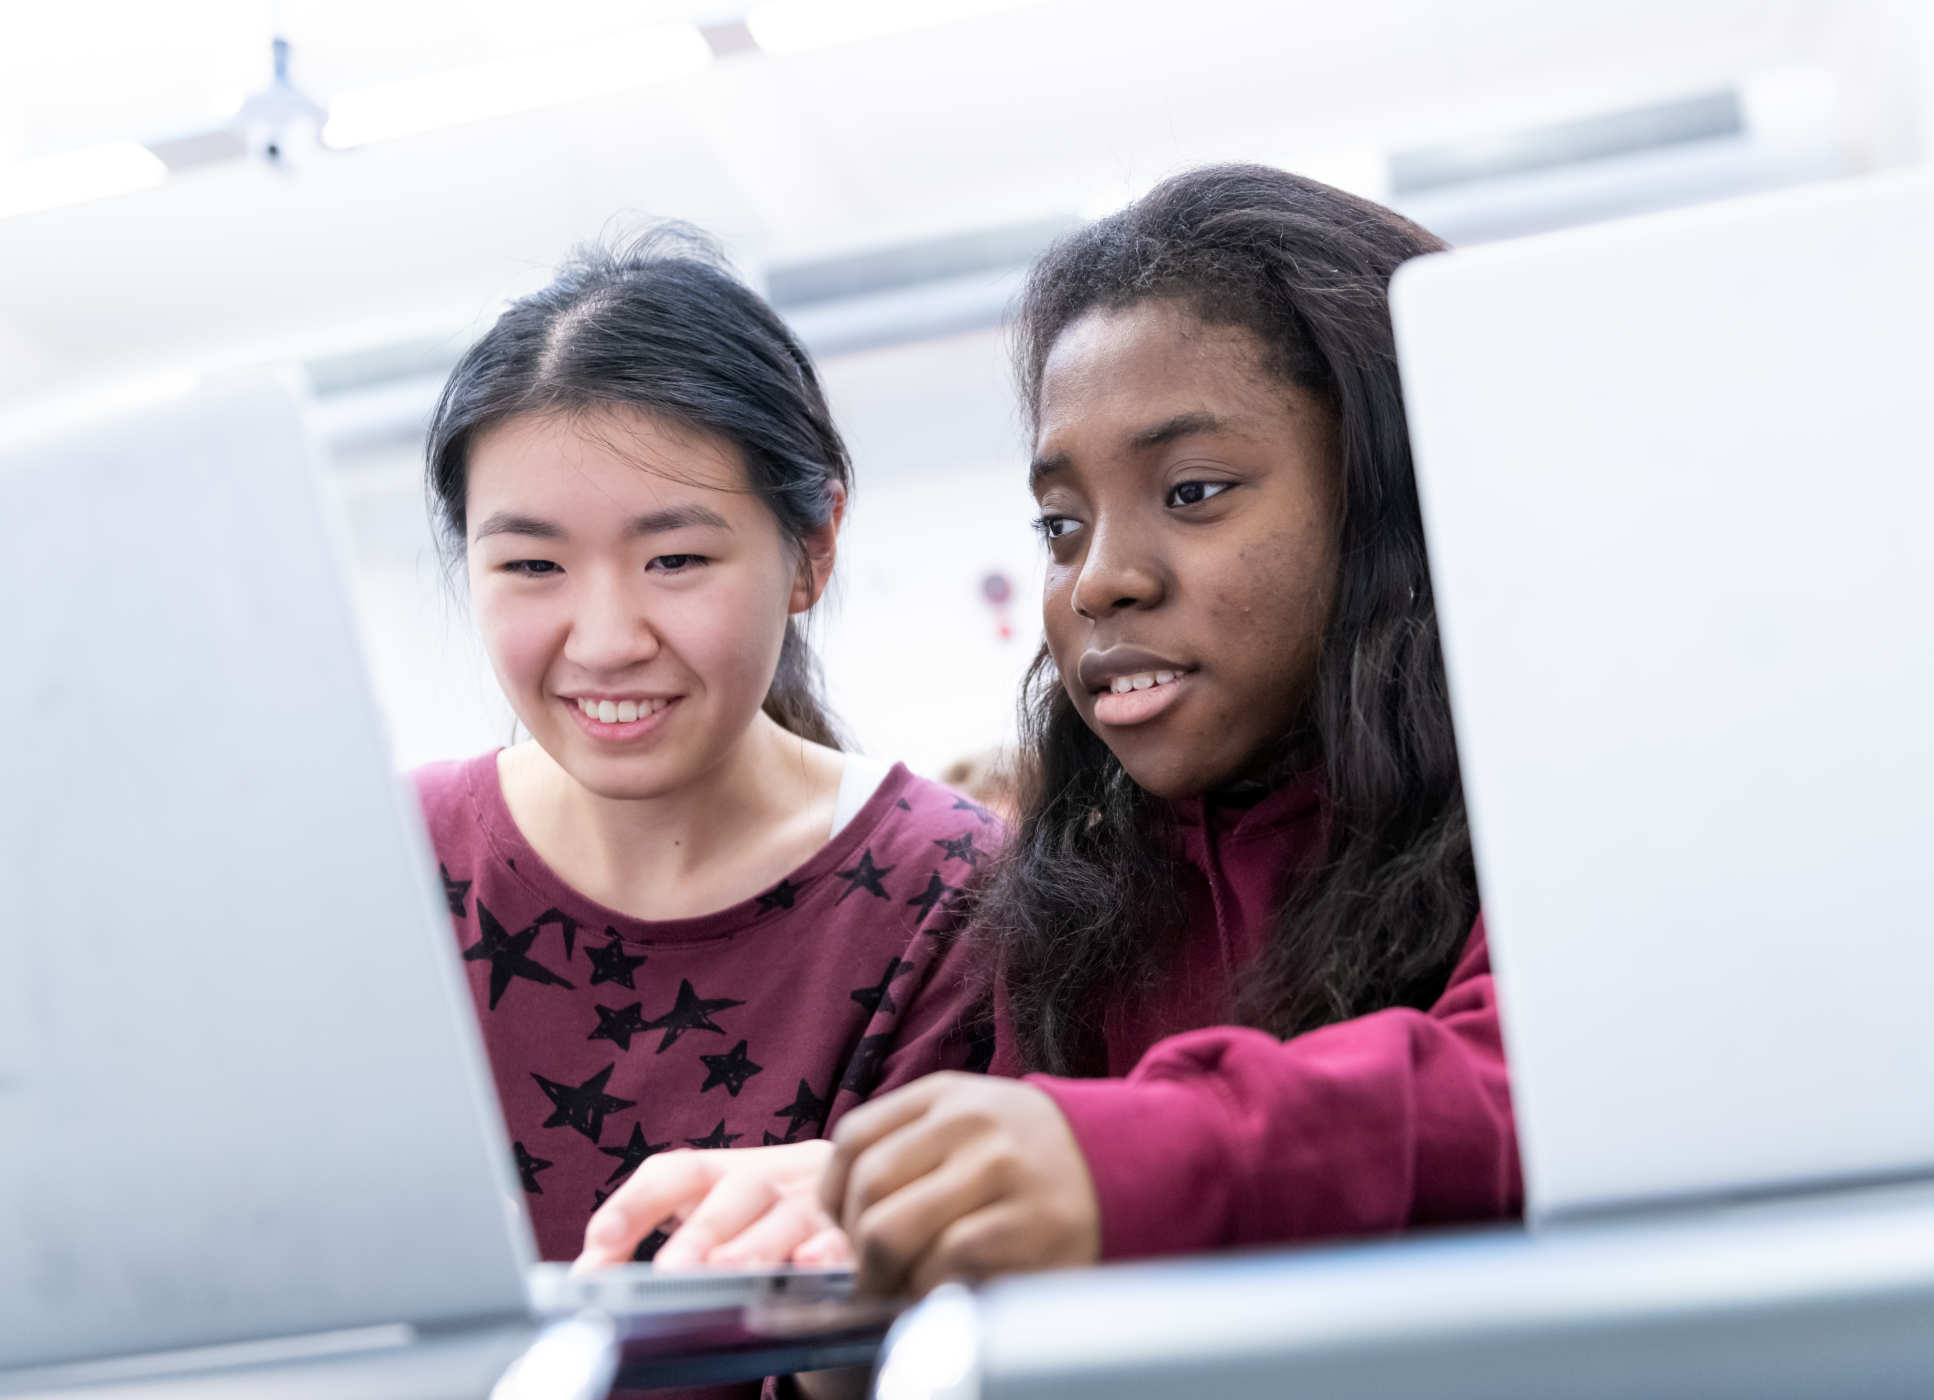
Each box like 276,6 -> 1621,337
1031,514 -> 1081,542
649,554 -> 706,573
1167,481 -> 1232,508
501,559 -> 561,577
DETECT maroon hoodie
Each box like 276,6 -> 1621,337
1017,773 -> 1522,1260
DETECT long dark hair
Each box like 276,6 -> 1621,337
425,225 -> 849,748
988,164 -> 1477,1075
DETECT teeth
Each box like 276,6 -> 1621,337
576,697 -> 669,722
1108,671 -> 1183,695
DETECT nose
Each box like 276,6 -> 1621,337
1068,522 -> 1165,621
563,567 -> 660,673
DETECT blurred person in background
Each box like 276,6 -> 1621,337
935,745 -> 1020,827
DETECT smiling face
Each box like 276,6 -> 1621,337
465,406 -> 822,801
1030,299 -> 1341,800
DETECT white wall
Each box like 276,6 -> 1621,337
814,328 -> 1044,773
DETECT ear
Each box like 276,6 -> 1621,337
789,479 -> 846,616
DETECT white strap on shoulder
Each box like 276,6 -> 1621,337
831,751 -> 894,835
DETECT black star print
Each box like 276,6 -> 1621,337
642,979 -> 744,1053
907,871 -> 961,922
840,1033 -> 891,1096
933,831 -> 985,868
834,847 -> 895,903
585,933 -> 647,990
599,1122 -> 672,1185
754,878 -> 801,915
532,1063 -> 635,1144
531,907 -> 581,961
687,1119 -> 741,1150
895,798 -> 912,812
589,1002 -> 650,1053
464,901 -> 575,1010
440,863 -> 472,917
850,957 -> 916,1016
634,1228 -> 672,1261
699,1040 -> 765,1097
952,797 -> 994,826
513,1141 -> 551,1195
772,1077 -> 831,1142
763,1131 -> 786,1145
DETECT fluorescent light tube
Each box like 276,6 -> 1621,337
745,0 -> 1039,56
0,142 -> 167,220
322,23 -> 712,150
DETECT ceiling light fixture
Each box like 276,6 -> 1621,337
0,142 -> 167,220
744,0 -> 1041,57
321,23 -> 713,151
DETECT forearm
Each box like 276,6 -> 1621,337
1032,924 -> 1520,1257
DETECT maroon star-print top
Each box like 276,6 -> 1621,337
414,751 -> 994,1262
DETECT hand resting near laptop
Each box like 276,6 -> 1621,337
576,1074 -> 1102,1297
576,1139 -> 849,1274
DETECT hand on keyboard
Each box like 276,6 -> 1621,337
574,1139 -> 855,1272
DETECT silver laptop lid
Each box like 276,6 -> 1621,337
0,379 -> 532,1372
1392,172 -> 1934,1222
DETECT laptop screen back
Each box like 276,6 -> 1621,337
0,381 -> 531,1371
1392,173 -> 1934,1221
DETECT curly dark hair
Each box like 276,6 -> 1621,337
986,164 -> 1478,1075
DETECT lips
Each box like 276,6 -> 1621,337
1077,646 -> 1195,728
1077,646 -> 1193,695
561,692 -> 680,743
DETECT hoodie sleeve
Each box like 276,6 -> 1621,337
1028,919 -> 1521,1261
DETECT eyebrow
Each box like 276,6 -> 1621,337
1029,410 -> 1235,484
471,504 -> 732,544
1133,410 -> 1230,451
471,511 -> 561,543
624,504 -> 731,537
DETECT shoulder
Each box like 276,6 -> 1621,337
1443,913 -> 1492,987
863,765 -> 1006,863
409,750 -> 497,854
824,765 -> 1003,937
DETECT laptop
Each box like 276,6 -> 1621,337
1389,169 -> 1934,1224
0,377 -> 861,1395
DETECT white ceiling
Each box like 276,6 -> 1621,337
2,0 -> 1929,417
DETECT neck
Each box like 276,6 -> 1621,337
1212,728 -> 1321,807
501,713 -> 843,920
